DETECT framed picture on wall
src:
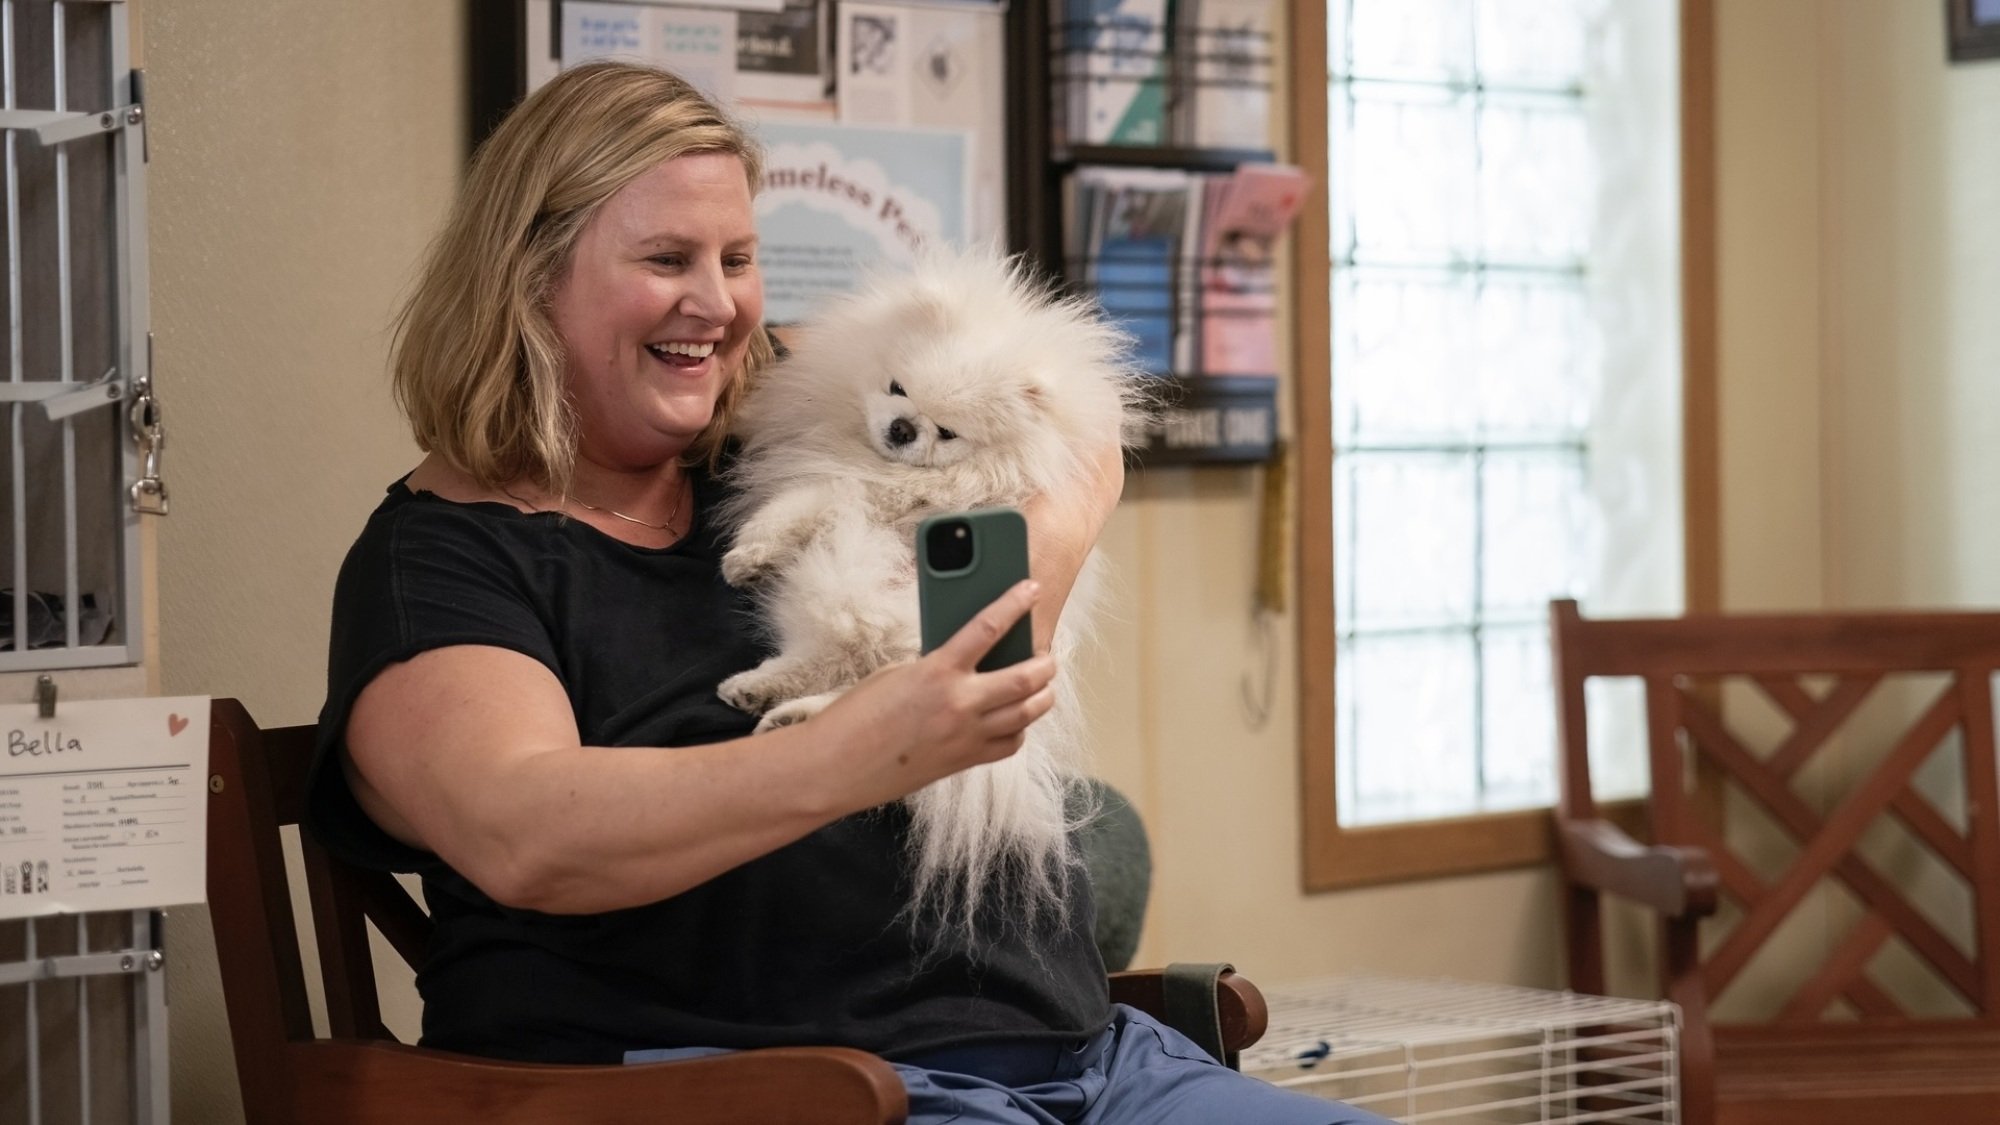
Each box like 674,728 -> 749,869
1947,0 -> 2000,62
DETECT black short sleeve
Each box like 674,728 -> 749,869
308,487 -> 565,872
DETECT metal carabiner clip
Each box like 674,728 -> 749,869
127,374 -> 169,515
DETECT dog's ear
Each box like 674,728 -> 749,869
1019,369 -> 1058,417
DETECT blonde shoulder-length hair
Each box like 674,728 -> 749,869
392,62 -> 771,495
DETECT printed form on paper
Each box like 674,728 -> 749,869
0,696 -> 211,920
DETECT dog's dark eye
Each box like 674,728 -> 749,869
888,381 -> 907,397
937,427 -> 957,441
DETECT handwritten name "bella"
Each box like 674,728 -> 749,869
9,728 -> 83,756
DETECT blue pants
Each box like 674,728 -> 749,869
629,1004 -> 1393,1124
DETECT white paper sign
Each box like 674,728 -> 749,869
0,696 -> 211,919
837,4 -> 910,124
561,2 -> 743,111
655,6 -> 740,104
563,0 -> 650,64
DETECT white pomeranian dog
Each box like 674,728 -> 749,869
717,247 -> 1146,938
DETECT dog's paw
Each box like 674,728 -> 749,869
721,542 -> 780,587
756,693 -> 836,732
718,671 -> 780,716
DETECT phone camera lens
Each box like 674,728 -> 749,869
926,519 -> 976,573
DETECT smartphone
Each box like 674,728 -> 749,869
918,507 -> 1034,671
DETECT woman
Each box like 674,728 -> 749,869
308,61 -> 1384,1124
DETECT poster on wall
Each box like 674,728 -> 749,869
753,121 -> 969,324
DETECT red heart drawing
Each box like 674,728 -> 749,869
168,713 -> 189,737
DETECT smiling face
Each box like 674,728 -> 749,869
549,152 -> 763,471
866,377 -> 976,468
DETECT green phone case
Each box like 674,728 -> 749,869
918,507 -> 1034,671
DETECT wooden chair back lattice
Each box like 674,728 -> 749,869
1551,600 -> 2000,1125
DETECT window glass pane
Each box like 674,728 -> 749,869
1482,450 -> 1588,618
1337,453 -> 1475,631
1586,677 -> 1652,800
1479,95 -> 1593,266
1479,625 -> 1558,809
1328,100 -> 1355,263
1477,278 -> 1596,440
1343,0 -> 1474,84
1340,631 -> 1478,824
1474,0 -> 1592,90
1333,271 -> 1478,444
1347,87 -> 1475,265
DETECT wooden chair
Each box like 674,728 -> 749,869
206,697 -> 1269,1124
1551,599 -> 2000,1125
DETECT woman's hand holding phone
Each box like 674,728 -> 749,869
808,576 -> 1055,811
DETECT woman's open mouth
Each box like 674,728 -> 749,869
647,341 -> 716,369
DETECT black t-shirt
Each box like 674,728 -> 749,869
306,470 -> 1111,1064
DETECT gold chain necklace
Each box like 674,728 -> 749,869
509,476 -> 689,534
572,475 -> 688,533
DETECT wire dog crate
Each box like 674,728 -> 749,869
1241,976 -> 1681,1125
2,910 -> 169,1124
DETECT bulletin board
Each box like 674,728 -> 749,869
472,1 -> 1010,321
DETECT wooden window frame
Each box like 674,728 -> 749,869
1293,0 -> 1720,890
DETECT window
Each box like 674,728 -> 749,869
1295,0 -> 1716,887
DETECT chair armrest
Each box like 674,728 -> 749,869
1108,968 -> 1269,1054
286,1040 -> 907,1125
1557,817 -> 1719,919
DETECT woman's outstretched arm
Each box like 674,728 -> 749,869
343,581 -> 1055,915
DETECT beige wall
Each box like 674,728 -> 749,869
138,0 -> 2000,1119
1818,1 -> 2000,610
1714,0 -> 1829,615
1710,0 -> 2000,618
1712,0 -> 2000,616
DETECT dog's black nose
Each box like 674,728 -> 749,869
886,418 -> 917,447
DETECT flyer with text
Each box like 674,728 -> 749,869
0,696 -> 211,919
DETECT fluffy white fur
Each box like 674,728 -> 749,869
716,247 -> 1145,942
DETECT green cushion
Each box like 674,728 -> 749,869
1070,778 -> 1152,972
